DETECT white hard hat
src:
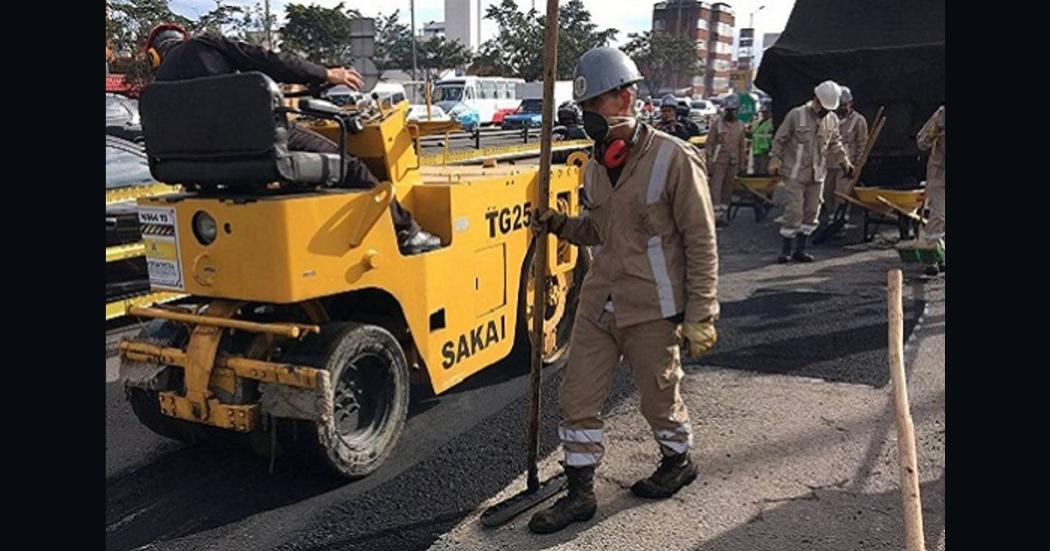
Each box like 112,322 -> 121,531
660,94 -> 678,108
814,80 -> 842,110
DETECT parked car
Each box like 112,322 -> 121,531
690,99 -> 718,121
106,136 -> 154,301
501,98 -> 544,130
106,93 -> 143,143
406,104 -> 452,123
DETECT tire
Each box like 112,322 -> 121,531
514,239 -> 591,364
124,320 -> 193,443
280,322 -> 410,478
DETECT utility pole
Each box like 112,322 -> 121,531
264,0 -> 272,49
411,0 -> 419,80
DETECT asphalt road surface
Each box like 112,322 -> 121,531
106,199 -> 943,551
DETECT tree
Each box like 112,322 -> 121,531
623,31 -> 703,97
374,10 -> 413,77
279,2 -> 361,66
191,1 -> 244,36
237,2 -> 277,46
418,36 -> 474,80
470,0 -> 617,81
106,0 -> 191,59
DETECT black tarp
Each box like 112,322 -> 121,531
755,0 -> 944,188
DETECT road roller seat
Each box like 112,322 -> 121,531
139,72 -> 344,190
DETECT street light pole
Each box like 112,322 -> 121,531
745,5 -> 765,92
264,0 -> 272,49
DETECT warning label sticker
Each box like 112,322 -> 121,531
138,206 -> 184,290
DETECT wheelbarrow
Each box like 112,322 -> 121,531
835,187 -> 927,242
727,175 -> 779,222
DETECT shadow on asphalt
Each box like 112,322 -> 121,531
694,473 -> 946,551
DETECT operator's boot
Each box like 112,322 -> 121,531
777,236 -> 793,263
630,452 -> 698,499
791,234 -> 815,262
923,263 -> 940,276
400,229 -> 442,255
528,466 -> 597,534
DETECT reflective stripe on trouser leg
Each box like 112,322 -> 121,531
823,169 -> 842,210
620,318 -> 693,457
559,311 -> 623,467
800,180 -> 824,236
780,179 -> 806,238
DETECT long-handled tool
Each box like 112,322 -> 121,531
814,107 -> 885,244
886,270 -> 926,551
480,0 -> 567,528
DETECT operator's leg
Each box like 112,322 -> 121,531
288,124 -> 428,249
621,317 -> 697,498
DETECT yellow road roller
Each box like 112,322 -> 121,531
119,72 -> 587,478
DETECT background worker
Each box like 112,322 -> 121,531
821,86 -> 868,223
656,94 -> 689,140
144,24 -> 441,254
750,102 -> 774,175
706,94 -> 748,226
528,47 -> 720,535
917,104 -> 946,276
768,80 -> 854,263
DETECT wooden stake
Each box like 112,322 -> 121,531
887,269 -> 926,551
525,0 -> 561,493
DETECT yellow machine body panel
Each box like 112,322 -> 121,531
139,162 -> 581,395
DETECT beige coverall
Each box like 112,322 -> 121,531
706,116 -> 748,216
823,109 -> 868,212
917,106 -> 946,246
553,124 -> 720,466
770,103 -> 849,238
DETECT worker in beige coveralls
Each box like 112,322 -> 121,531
769,80 -> 855,263
528,46 -> 720,535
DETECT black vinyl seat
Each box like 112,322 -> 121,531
139,72 -> 342,189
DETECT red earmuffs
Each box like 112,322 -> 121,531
599,123 -> 642,169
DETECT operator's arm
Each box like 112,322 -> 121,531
554,180 -> 603,246
706,119 -> 721,163
197,34 -> 328,85
826,116 -> 849,168
669,144 -> 719,323
916,106 -> 944,152
769,109 -> 795,167
852,115 -> 869,165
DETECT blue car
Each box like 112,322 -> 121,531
501,98 -> 544,130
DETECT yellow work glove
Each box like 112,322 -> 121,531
681,320 -> 718,358
768,158 -> 781,177
530,209 -> 567,235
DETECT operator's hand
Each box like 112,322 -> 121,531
681,320 -> 718,358
530,208 -> 567,235
326,67 -> 364,91
768,158 -> 781,177
842,160 -> 856,178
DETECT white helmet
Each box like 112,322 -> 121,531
814,80 -> 842,110
660,94 -> 678,108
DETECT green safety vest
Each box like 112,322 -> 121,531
752,117 -> 773,155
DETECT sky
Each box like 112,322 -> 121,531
170,0 -> 796,48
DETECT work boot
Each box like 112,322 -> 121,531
938,261 -> 945,274
630,452 -> 698,499
791,234 -> 814,262
528,465 -> 598,534
923,263 -> 939,276
777,236 -> 793,263
399,229 -> 442,255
